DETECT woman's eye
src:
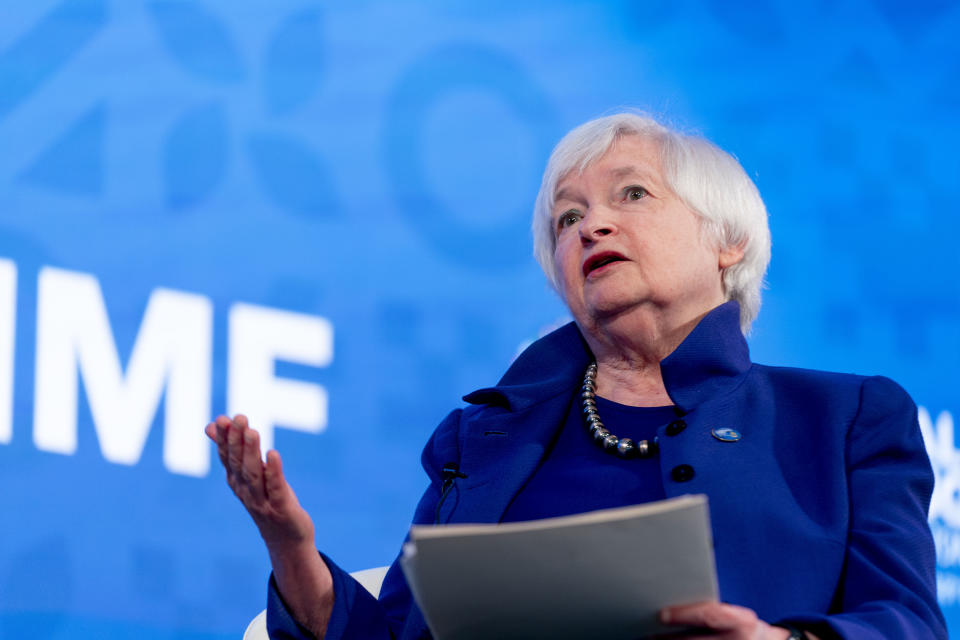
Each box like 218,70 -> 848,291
557,211 -> 580,231
624,186 -> 648,201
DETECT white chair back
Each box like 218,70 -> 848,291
243,566 -> 389,640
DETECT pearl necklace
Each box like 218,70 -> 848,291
581,362 -> 659,459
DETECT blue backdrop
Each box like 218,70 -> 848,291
1,1 -> 958,637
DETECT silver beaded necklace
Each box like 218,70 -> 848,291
581,362 -> 659,459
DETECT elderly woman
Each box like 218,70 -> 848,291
206,113 -> 945,639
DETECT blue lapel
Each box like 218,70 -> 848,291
446,322 -> 589,523
450,389 -> 573,523
443,301 -> 750,524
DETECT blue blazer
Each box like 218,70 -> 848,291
268,302 -> 946,639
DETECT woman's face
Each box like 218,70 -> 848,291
551,135 -> 742,332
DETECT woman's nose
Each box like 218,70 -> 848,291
579,209 -> 616,244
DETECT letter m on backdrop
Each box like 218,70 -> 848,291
33,267 -> 212,477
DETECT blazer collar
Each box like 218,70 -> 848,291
463,300 -> 751,413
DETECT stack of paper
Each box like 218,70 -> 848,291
400,494 -> 718,639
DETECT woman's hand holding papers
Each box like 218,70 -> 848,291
658,602 -> 820,639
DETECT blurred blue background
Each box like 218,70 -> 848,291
1,0 -> 958,637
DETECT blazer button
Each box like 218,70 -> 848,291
671,464 -> 695,482
665,419 -> 687,436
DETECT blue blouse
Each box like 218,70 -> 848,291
501,396 -> 672,522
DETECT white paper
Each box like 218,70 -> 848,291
400,494 -> 718,640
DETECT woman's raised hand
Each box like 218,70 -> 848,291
206,414 -> 334,637
205,414 -> 314,548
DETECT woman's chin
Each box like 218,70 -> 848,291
583,297 -> 646,323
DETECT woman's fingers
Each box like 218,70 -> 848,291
659,602 -> 766,639
226,414 -> 245,473
263,450 -> 303,518
214,414 -> 231,438
662,600 -> 744,627
260,449 -> 316,544
239,420 -> 266,505
208,413 -> 268,508
214,414 -> 232,467
206,420 -> 229,468
265,449 -> 287,501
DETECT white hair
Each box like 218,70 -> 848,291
532,112 -> 771,334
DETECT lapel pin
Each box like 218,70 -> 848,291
711,427 -> 742,442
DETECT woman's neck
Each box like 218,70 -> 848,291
580,306 -> 709,407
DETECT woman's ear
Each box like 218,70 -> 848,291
719,242 -> 745,269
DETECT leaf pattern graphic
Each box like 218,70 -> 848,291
0,0 -> 108,120
148,0 -> 245,84
263,7 -> 325,115
163,102 -> 229,210
247,131 -> 336,217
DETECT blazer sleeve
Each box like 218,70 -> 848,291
786,376 -> 947,639
265,408 -> 465,640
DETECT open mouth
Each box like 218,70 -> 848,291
583,252 -> 628,277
